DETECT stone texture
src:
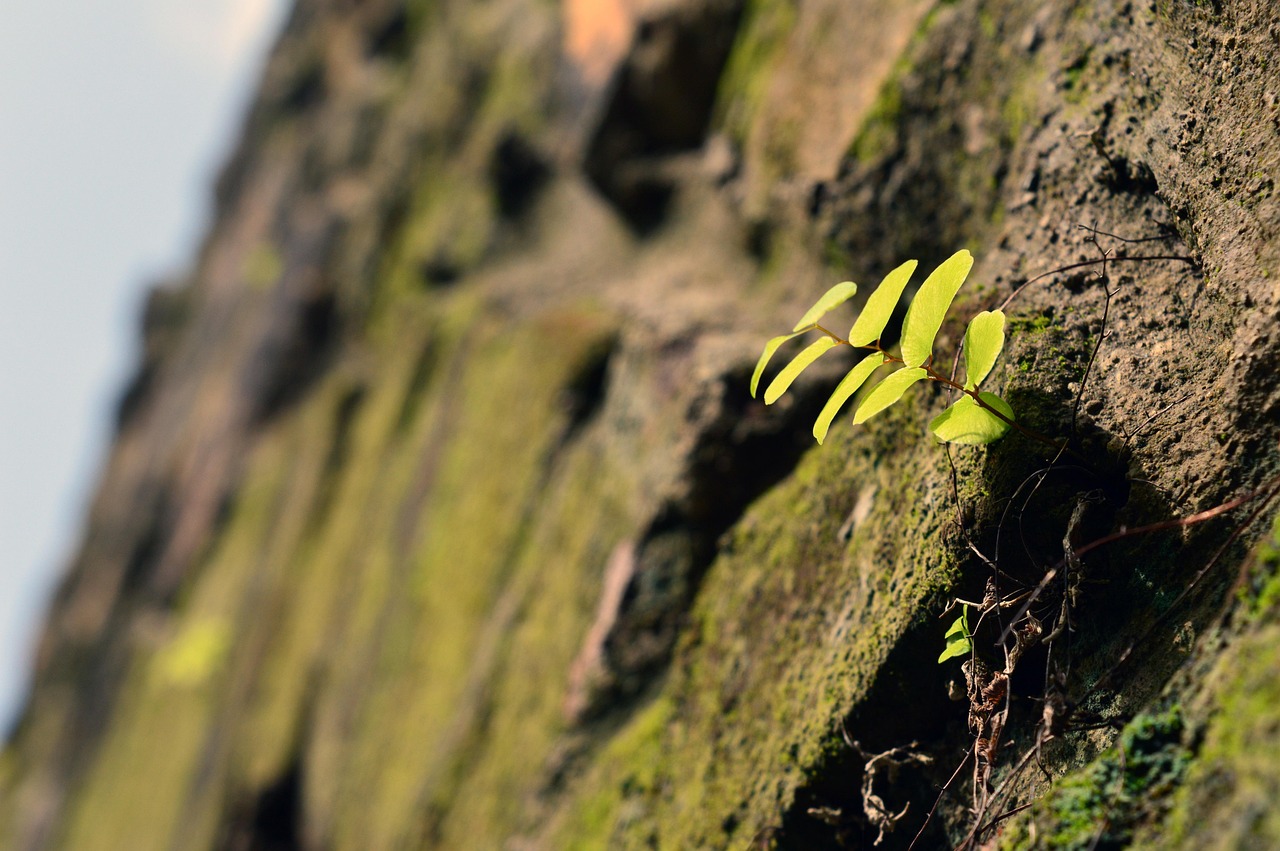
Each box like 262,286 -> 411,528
3,0 -> 1280,849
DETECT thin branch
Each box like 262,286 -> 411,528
909,750 -> 973,851
1120,388 -> 1195,453
958,745 -> 1040,849
1070,228 -> 1114,435
997,254 -> 1193,313
998,471 -> 1280,647
1083,477 -> 1280,701
1073,476 -> 1278,562
1077,222 -> 1177,245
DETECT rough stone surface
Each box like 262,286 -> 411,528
3,0 -> 1280,849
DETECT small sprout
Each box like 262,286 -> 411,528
938,605 -> 973,664
752,250 -> 1015,446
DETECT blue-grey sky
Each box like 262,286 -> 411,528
0,0 -> 289,731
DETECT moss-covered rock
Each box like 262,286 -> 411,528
4,0 -> 1280,849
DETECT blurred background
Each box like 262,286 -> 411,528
0,0 -> 289,732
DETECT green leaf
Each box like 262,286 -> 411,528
852,367 -> 927,424
938,607 -> 973,663
812,352 -> 885,444
963,310 -> 1005,390
751,331 -> 806,397
944,612 -> 970,640
900,249 -> 975,367
929,392 -> 1014,445
938,605 -> 971,663
848,259 -> 917,346
793,281 -> 858,332
763,337 -> 839,404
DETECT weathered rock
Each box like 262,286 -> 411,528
3,0 -> 1280,849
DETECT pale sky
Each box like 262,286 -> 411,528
0,0 -> 289,732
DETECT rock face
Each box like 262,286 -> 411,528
4,0 -> 1280,848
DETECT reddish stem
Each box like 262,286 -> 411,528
811,324 -> 1083,461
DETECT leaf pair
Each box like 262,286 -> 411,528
751,249 -> 1015,446
938,604 -> 973,664
750,280 -> 862,406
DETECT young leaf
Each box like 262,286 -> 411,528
792,281 -> 858,332
813,352 -> 885,445
938,606 -> 972,663
852,367 -> 927,424
763,337 -> 839,404
848,259 -> 918,346
963,310 -> 1005,390
751,331 -> 806,397
900,249 -> 975,367
929,392 -> 1014,445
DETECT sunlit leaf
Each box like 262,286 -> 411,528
963,310 -> 1005,390
751,331 -> 806,397
929,392 -> 1014,445
812,353 -> 885,444
852,367 -> 927,424
848,259 -> 917,346
793,281 -> 858,332
900,249 -> 974,367
763,337 -> 839,404
938,608 -> 973,663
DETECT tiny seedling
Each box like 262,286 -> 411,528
751,250 -> 1013,446
938,604 -> 973,663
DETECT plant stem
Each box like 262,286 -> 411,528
811,323 -> 1090,463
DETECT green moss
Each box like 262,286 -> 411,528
1147,624 -> 1280,848
1060,47 -> 1094,105
1137,509 -> 1280,849
150,619 -> 232,688
552,698 -> 675,850
978,9 -> 999,40
999,708 -> 1188,849
243,242 -> 283,291
59,664 -> 224,851
1005,312 -> 1080,386
999,73 -> 1042,150
429,367 -> 642,849
1008,314 -> 1053,338
309,305 -> 623,851
49,283 -> 628,851
58,439 -> 299,851
397,169 -> 494,294
714,0 -> 799,145
847,75 -> 906,164
843,4 -> 956,165
1236,510 -> 1280,621
539,395 -> 966,848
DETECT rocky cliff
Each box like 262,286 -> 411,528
4,0 -> 1280,848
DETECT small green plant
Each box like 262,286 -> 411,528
751,250 -> 1013,446
938,604 -> 973,663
